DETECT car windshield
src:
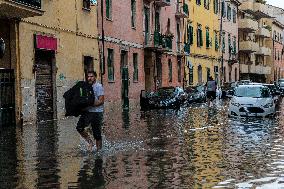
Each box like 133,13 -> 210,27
280,82 -> 284,87
235,87 -> 270,98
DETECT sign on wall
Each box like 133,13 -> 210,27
35,34 -> 57,51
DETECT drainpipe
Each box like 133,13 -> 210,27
219,1 -> 224,86
100,0 -> 105,85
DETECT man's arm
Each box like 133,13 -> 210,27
94,95 -> 104,106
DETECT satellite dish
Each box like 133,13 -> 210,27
0,38 -> 5,59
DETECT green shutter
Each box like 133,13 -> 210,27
200,29 -> 203,46
106,0 -> 110,18
190,26 -> 194,45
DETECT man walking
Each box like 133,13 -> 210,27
76,71 -> 104,151
206,76 -> 217,107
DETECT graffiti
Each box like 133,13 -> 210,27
59,73 -> 66,81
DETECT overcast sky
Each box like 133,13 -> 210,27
266,0 -> 284,9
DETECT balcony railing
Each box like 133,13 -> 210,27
239,41 -> 259,53
239,18 -> 258,32
240,64 -> 271,74
154,0 -> 170,7
175,3 -> 189,19
256,27 -> 270,38
255,46 -> 271,56
184,43 -> 190,54
145,31 -> 172,51
0,0 -> 43,18
239,1 -> 271,19
13,0 -> 41,8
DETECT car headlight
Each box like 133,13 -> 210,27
263,102 -> 273,108
231,102 -> 240,107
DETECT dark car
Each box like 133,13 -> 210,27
185,84 -> 206,103
140,87 -> 187,110
263,84 -> 280,105
221,82 -> 236,99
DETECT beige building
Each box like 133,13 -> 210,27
0,0 -> 100,124
238,0 -> 272,83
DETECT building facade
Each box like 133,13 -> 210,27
0,0 -> 100,124
221,0 -> 240,83
143,0 -> 187,91
185,0 -> 220,86
0,0 -> 44,125
238,0 -> 272,83
97,0 -> 145,106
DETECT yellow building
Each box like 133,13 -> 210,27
184,0 -> 221,86
0,0 -> 100,124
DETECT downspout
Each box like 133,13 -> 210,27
100,0 -> 105,85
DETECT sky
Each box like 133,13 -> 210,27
266,0 -> 284,9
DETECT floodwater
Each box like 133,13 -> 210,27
1,99 -> 284,189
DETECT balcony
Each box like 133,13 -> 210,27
144,31 -> 172,52
175,3 -> 189,19
238,18 -> 258,33
240,64 -> 271,74
255,46 -> 271,56
239,41 -> 259,53
239,1 -> 271,19
155,0 -> 170,7
256,27 -> 270,38
0,0 -> 43,19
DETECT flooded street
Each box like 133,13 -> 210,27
1,99 -> 284,189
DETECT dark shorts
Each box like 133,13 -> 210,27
207,91 -> 216,100
76,112 -> 103,140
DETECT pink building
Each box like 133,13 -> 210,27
143,0 -> 187,91
222,0 -> 240,83
272,20 -> 284,81
97,0 -> 145,103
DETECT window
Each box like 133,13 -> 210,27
84,56 -> 94,80
155,11 -> 160,31
227,5 -> 231,21
178,58 -> 181,82
168,59 -> 172,82
215,31 -> 219,51
106,0 -> 112,19
233,36 -> 236,54
222,32 -> 225,53
197,24 -> 203,47
187,23 -> 194,45
83,0 -> 91,10
204,0 -> 209,10
206,27 -> 210,48
189,66 -> 193,85
131,0 -> 136,28
214,0 -> 218,14
228,34 -> 231,54
221,1 -> 226,18
133,53 -> 138,82
233,9 -> 236,23
107,49 -> 114,81
196,0 -> 201,5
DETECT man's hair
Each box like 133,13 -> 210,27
87,70 -> 97,77
209,76 -> 213,80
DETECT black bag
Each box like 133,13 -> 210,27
63,81 -> 95,117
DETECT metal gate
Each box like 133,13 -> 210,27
0,69 -> 15,127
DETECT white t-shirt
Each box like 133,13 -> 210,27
88,82 -> 104,113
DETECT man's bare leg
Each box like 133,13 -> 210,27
79,130 -> 94,151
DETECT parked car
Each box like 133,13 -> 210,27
228,84 -> 275,118
185,84 -> 206,103
221,82 -> 237,98
278,81 -> 284,96
140,87 -> 187,110
263,84 -> 280,105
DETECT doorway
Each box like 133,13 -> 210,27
35,50 -> 55,122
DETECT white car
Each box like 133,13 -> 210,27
228,84 -> 275,118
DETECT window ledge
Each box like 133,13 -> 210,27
106,18 -> 113,22
133,81 -> 139,83
132,26 -> 136,30
108,80 -> 115,83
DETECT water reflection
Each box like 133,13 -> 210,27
1,100 -> 284,188
36,121 -> 60,188
77,156 -> 105,188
